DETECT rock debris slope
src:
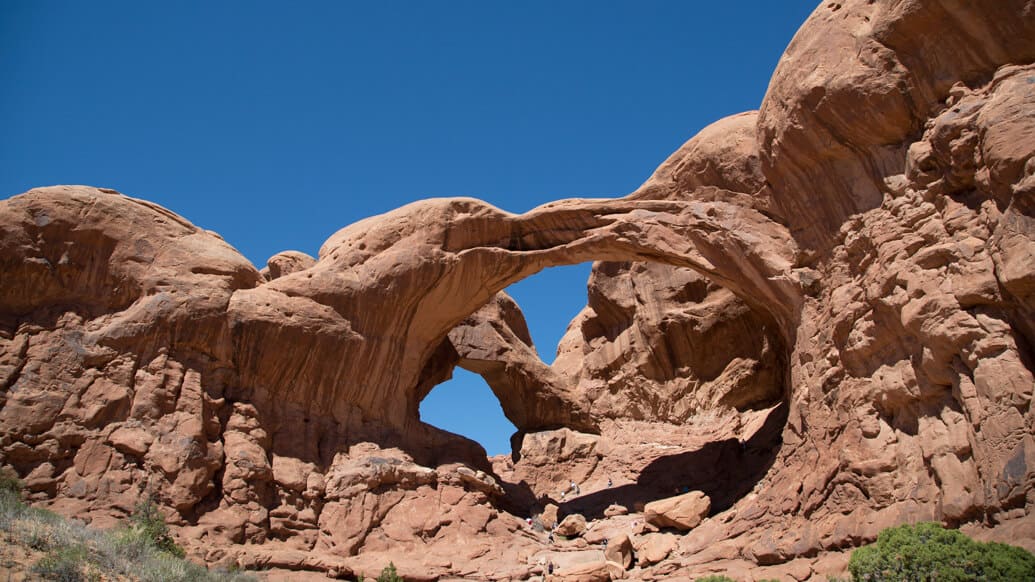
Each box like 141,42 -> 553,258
2,0 -> 1034,579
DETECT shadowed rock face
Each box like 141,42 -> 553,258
2,0 -> 1034,579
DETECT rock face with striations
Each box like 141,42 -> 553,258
2,1 -> 1035,579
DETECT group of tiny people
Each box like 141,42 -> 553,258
522,474 -> 618,579
525,475 -> 616,528
558,476 -> 612,502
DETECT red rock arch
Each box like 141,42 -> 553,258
226,195 -> 802,439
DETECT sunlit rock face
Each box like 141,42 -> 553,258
2,0 -> 1035,578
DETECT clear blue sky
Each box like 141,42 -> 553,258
1,1 -> 818,456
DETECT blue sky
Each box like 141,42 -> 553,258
1,1 -> 819,456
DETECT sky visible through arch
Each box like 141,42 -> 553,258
1,0 -> 819,456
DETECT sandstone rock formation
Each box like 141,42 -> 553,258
644,491 -> 710,532
262,250 -> 316,281
2,0 -> 1034,580
555,514 -> 587,538
604,532 -> 633,570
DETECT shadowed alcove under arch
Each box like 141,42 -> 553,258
411,252 -> 791,518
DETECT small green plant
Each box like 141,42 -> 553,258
24,518 -> 56,550
128,497 -> 186,558
695,576 -> 737,582
849,522 -> 1035,581
13,506 -> 70,551
0,467 -> 23,495
32,545 -> 98,582
377,562 -> 403,582
0,488 -> 252,581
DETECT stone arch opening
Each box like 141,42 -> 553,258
504,263 -> 595,364
419,367 -> 517,456
418,263 -> 593,456
409,251 -> 792,518
230,194 -> 803,515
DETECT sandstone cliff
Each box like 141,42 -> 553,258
1,1 -> 1034,580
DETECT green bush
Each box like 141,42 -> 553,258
13,507 -> 73,552
0,469 -> 25,529
137,552 -> 209,582
848,522 -> 1035,581
32,545 -> 98,582
128,498 -> 186,558
0,489 -> 251,581
377,562 -> 403,582
0,467 -> 23,495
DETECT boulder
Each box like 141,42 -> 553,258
644,491 -> 711,532
556,514 -> 587,538
540,503 -> 560,528
635,532 -> 678,566
264,250 -> 316,280
554,559 -> 610,582
604,532 -> 633,570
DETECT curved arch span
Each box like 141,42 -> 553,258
228,195 -> 803,439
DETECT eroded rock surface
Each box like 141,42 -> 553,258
644,491 -> 711,532
2,0 -> 1034,579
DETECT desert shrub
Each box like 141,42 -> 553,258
377,562 -> 403,582
695,576 -> 737,582
128,497 -> 186,558
95,526 -> 153,573
98,529 -> 253,582
32,545 -> 97,582
22,516 -> 57,549
0,469 -> 25,528
137,552 -> 205,582
0,491 -> 21,529
0,467 -> 23,495
2,487 -> 250,582
848,522 -> 1035,581
214,567 -> 258,582
13,506 -> 77,551
1,493 -> 246,582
